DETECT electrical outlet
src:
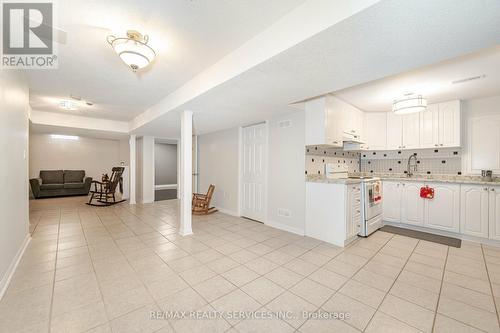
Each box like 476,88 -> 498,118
277,208 -> 291,217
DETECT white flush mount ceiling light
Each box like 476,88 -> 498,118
107,30 -> 156,72
392,94 -> 427,115
59,100 -> 78,110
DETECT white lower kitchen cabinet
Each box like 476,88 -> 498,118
346,184 -> 362,240
423,183 -> 460,233
382,181 -> 402,222
460,185 -> 489,238
401,182 -> 424,226
488,186 -> 500,240
305,182 -> 361,247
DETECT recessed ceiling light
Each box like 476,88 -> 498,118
59,100 -> 78,110
50,134 -> 79,140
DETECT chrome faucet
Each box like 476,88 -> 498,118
407,154 -> 418,177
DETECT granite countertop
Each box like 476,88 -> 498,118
357,173 -> 500,186
306,175 -> 362,184
306,173 -> 500,185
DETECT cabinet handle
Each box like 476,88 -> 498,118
333,141 -> 338,144
434,144 -> 439,147
440,144 -> 444,146
484,188 -> 489,191
492,189 -> 496,192
403,146 -> 406,148
356,210 -> 360,213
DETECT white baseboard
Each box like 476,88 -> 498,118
0,234 -> 31,300
265,220 -> 305,236
216,207 -> 240,217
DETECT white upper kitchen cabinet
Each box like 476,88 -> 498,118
401,182 -> 424,226
467,115 -> 500,175
424,183 -> 460,233
382,181 -> 402,222
305,95 -> 364,147
402,113 -> 421,149
439,100 -> 461,147
420,104 -> 439,149
420,101 -> 461,149
363,112 -> 387,150
460,185 -> 489,238
342,102 -> 364,139
386,112 -> 403,150
489,186 -> 500,241
305,96 -> 342,147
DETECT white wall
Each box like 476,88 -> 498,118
135,136 -> 155,204
142,136 -> 155,203
29,134 -> 123,181
462,95 -> 500,175
0,71 -> 30,297
197,110 -> 306,234
198,127 -> 240,214
136,137 -> 143,203
155,143 -> 177,185
266,111 -> 306,234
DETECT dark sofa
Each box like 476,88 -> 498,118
30,170 -> 92,199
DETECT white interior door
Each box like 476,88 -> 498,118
241,123 -> 267,222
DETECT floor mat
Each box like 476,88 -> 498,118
380,225 -> 461,248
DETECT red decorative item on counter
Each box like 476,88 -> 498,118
420,186 -> 435,199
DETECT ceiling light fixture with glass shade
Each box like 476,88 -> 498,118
107,30 -> 156,72
392,93 -> 427,115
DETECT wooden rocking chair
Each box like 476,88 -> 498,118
87,167 -> 126,206
192,184 -> 217,215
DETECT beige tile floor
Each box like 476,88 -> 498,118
1,196 -> 500,332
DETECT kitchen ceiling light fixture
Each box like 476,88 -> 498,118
107,30 -> 156,72
59,100 -> 78,110
392,94 -> 427,115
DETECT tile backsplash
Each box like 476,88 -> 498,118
305,146 -> 463,176
305,147 -> 359,175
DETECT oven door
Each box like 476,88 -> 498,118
364,180 -> 383,220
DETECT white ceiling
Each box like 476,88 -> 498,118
30,122 -> 129,141
333,46 -> 500,112
28,0 -> 305,121
133,0 -> 500,138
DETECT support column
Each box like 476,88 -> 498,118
179,110 -> 193,236
129,135 -> 136,205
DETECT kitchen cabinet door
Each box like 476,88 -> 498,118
424,183 -> 460,233
364,112 -> 387,150
401,182 -> 424,226
420,104 -> 439,149
347,185 -> 361,239
468,116 -> 500,174
460,185 -> 489,238
383,181 -> 402,222
402,113 -> 420,149
438,100 -> 461,147
386,113 -> 403,150
489,186 -> 500,241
